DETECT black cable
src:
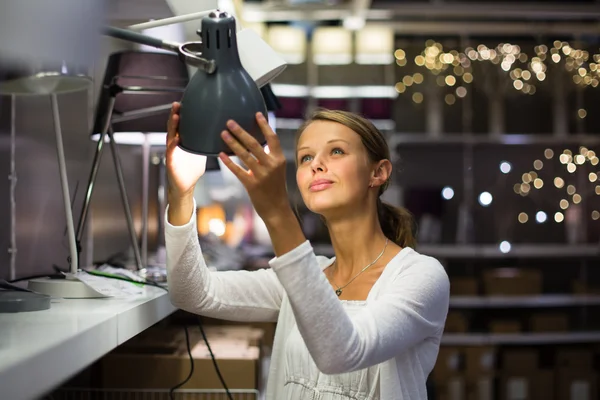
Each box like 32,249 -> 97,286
8,270 -> 232,399
71,272 -> 233,399
197,318 -> 234,400
169,325 -> 194,400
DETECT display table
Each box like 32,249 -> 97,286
0,286 -> 177,400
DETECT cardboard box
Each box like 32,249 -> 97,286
101,339 -> 260,391
451,278 -> 479,296
435,376 -> 466,400
556,349 -> 594,371
556,369 -> 597,400
466,375 -> 494,400
502,349 -> 538,373
483,268 -> 542,296
433,347 -> 463,381
465,346 -> 496,378
529,313 -> 569,332
445,312 -> 468,333
490,320 -> 522,333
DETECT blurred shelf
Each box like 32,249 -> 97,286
442,332 -> 600,346
387,133 -> 600,146
450,295 -> 600,308
312,243 -> 599,259
419,244 -> 599,259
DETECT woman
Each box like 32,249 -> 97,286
165,102 -> 450,400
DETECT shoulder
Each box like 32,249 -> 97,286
316,255 -> 334,271
386,247 -> 449,288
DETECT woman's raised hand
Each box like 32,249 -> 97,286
219,113 -> 290,222
165,102 -> 207,199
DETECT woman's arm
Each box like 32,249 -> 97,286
269,241 -> 450,375
166,199 -> 284,323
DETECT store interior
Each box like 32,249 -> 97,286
1,0 -> 600,399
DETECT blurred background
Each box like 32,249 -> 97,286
1,0 -> 600,399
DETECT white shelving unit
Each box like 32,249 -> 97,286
442,332 -> 600,346
450,295 -> 600,308
0,286 -> 176,400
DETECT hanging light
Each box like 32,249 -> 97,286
355,26 -> 394,65
267,25 -> 307,64
312,27 -> 352,65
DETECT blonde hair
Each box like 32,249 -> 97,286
295,109 -> 417,248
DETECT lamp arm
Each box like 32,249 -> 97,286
127,10 -> 216,31
103,26 -> 180,52
103,26 -> 217,74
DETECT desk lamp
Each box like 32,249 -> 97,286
0,64 -> 102,299
105,10 -> 287,155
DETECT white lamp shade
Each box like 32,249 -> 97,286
312,27 -> 352,65
355,26 -> 395,65
267,26 -> 306,64
237,28 -> 287,88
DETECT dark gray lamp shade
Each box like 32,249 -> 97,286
93,50 -> 220,171
178,13 -> 268,156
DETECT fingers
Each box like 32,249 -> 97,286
167,102 -> 180,142
218,152 -> 251,185
221,129 -> 260,172
225,120 -> 270,165
256,113 -> 283,156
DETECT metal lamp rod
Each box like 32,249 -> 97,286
103,26 -> 180,52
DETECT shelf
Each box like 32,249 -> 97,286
450,295 -> 600,308
0,286 -> 177,400
419,244 -> 599,259
312,243 -> 599,259
387,133 -> 600,146
442,332 -> 600,346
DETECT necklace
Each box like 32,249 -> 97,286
330,239 -> 389,297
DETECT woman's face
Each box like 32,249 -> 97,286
296,120 -> 373,217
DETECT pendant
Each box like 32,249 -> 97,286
335,288 -> 343,297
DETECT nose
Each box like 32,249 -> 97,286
310,154 -> 327,173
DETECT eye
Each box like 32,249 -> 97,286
331,148 -> 345,155
299,154 -> 313,163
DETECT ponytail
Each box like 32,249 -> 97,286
377,199 -> 417,248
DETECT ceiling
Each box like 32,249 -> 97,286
105,0 -> 600,36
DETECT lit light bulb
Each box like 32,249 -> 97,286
442,186 -> 455,200
500,161 -> 512,174
518,212 -> 528,223
499,241 -> 511,253
478,191 -> 493,206
555,212 -> 564,223
536,211 -> 547,223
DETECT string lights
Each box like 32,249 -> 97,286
394,40 -> 600,104
511,146 -> 600,224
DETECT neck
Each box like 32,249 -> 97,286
325,207 -> 388,279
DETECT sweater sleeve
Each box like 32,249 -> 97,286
165,202 -> 284,322
269,241 -> 450,375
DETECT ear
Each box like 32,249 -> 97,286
370,159 -> 392,188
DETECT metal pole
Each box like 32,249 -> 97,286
141,134 -> 150,267
75,97 -> 117,261
106,127 -> 144,271
8,94 -> 17,281
51,94 -> 79,273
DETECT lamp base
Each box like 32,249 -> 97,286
28,276 -> 105,299
0,291 -> 51,313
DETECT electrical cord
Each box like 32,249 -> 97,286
169,325 -> 194,400
7,269 -> 234,399
75,271 -> 233,400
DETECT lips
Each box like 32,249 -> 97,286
309,179 -> 334,192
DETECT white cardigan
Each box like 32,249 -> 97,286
165,205 -> 450,400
